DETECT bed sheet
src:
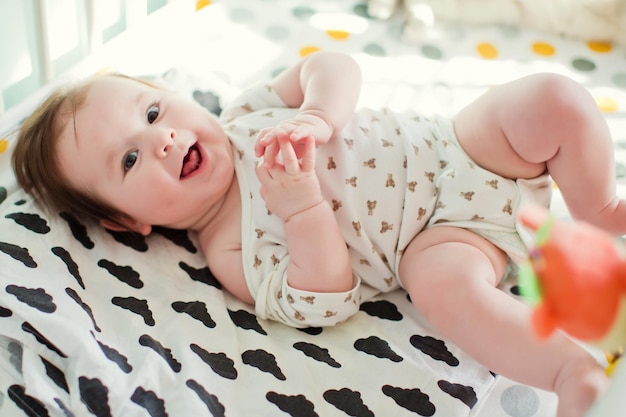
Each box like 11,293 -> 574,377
2,0 -> 626,416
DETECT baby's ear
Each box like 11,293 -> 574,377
99,218 -> 152,236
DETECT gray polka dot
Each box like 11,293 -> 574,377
612,72 -> 626,88
501,385 -> 540,417
572,58 -> 596,72
230,8 -> 254,22
422,44 -> 443,60
293,6 -> 315,19
499,24 -> 520,38
265,25 -> 290,41
353,3 -> 369,18
437,22 -> 466,41
363,43 -> 386,56
8,341 -> 22,373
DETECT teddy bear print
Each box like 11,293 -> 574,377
486,179 -> 499,189
363,158 -> 376,169
367,200 -> 377,215
460,191 -> 474,201
380,221 -> 394,233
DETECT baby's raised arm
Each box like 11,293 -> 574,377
254,51 -> 361,295
255,51 -> 362,159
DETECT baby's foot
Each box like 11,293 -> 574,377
554,356 -> 609,417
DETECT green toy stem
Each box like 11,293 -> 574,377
518,216 -> 553,304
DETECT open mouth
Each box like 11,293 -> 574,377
180,143 -> 202,179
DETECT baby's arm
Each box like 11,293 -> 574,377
255,51 -> 362,160
256,134 -> 353,294
254,52 -> 361,295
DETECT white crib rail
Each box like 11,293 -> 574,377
0,0 -> 173,116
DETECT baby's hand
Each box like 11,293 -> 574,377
255,135 -> 322,221
254,112 -> 332,163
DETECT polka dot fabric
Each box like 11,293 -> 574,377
1,0 -> 624,415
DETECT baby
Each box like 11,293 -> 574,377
13,51 -> 626,417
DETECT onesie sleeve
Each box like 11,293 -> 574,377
253,263 -> 362,328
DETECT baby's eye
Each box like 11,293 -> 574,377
146,104 -> 160,124
123,150 -> 138,172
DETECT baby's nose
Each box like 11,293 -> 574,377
159,129 -> 176,155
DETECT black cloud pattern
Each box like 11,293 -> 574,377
0,305 -> 12,317
359,300 -> 403,321
180,262 -> 222,289
139,334 -> 181,373
93,333 -> 133,373
131,387 -> 168,417
354,336 -> 403,362
52,247 -> 85,289
21,322 -> 67,358
0,241 -> 37,268
66,288 -> 100,332
382,385 -> 435,416
41,357 -> 69,393
8,385 -> 50,417
153,227 -> 198,253
437,380 -> 477,408
266,392 -> 317,417
60,211 -> 95,249
6,285 -> 56,313
99,259 -> 143,289
5,212 -> 50,234
242,349 -> 285,380
79,377 -> 112,417
186,379 -> 226,417
228,309 -> 267,335
323,388 -> 374,417
171,301 -> 216,328
410,335 -> 459,367
106,230 -> 148,252
293,341 -> 341,368
190,344 -> 237,380
112,296 -> 154,325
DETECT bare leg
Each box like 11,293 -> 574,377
399,227 -> 609,417
454,73 -> 626,235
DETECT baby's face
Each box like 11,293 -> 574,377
57,75 -> 234,231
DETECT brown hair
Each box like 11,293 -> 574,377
11,73 -> 153,229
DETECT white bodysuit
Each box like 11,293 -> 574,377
221,84 -> 552,328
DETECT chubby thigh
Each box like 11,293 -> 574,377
397,226 -> 509,304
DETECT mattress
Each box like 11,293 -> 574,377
1,0 -> 625,416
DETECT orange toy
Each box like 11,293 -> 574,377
518,206 -> 626,350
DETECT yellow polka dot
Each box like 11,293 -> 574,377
0,139 -> 8,154
326,30 -> 349,40
476,42 -> 498,59
595,96 -> 619,113
195,0 -> 211,11
532,41 -> 556,56
587,41 -> 612,53
299,46 -> 321,57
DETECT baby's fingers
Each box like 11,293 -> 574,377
300,136 -> 316,172
278,135 -> 300,176
261,141 -> 280,168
